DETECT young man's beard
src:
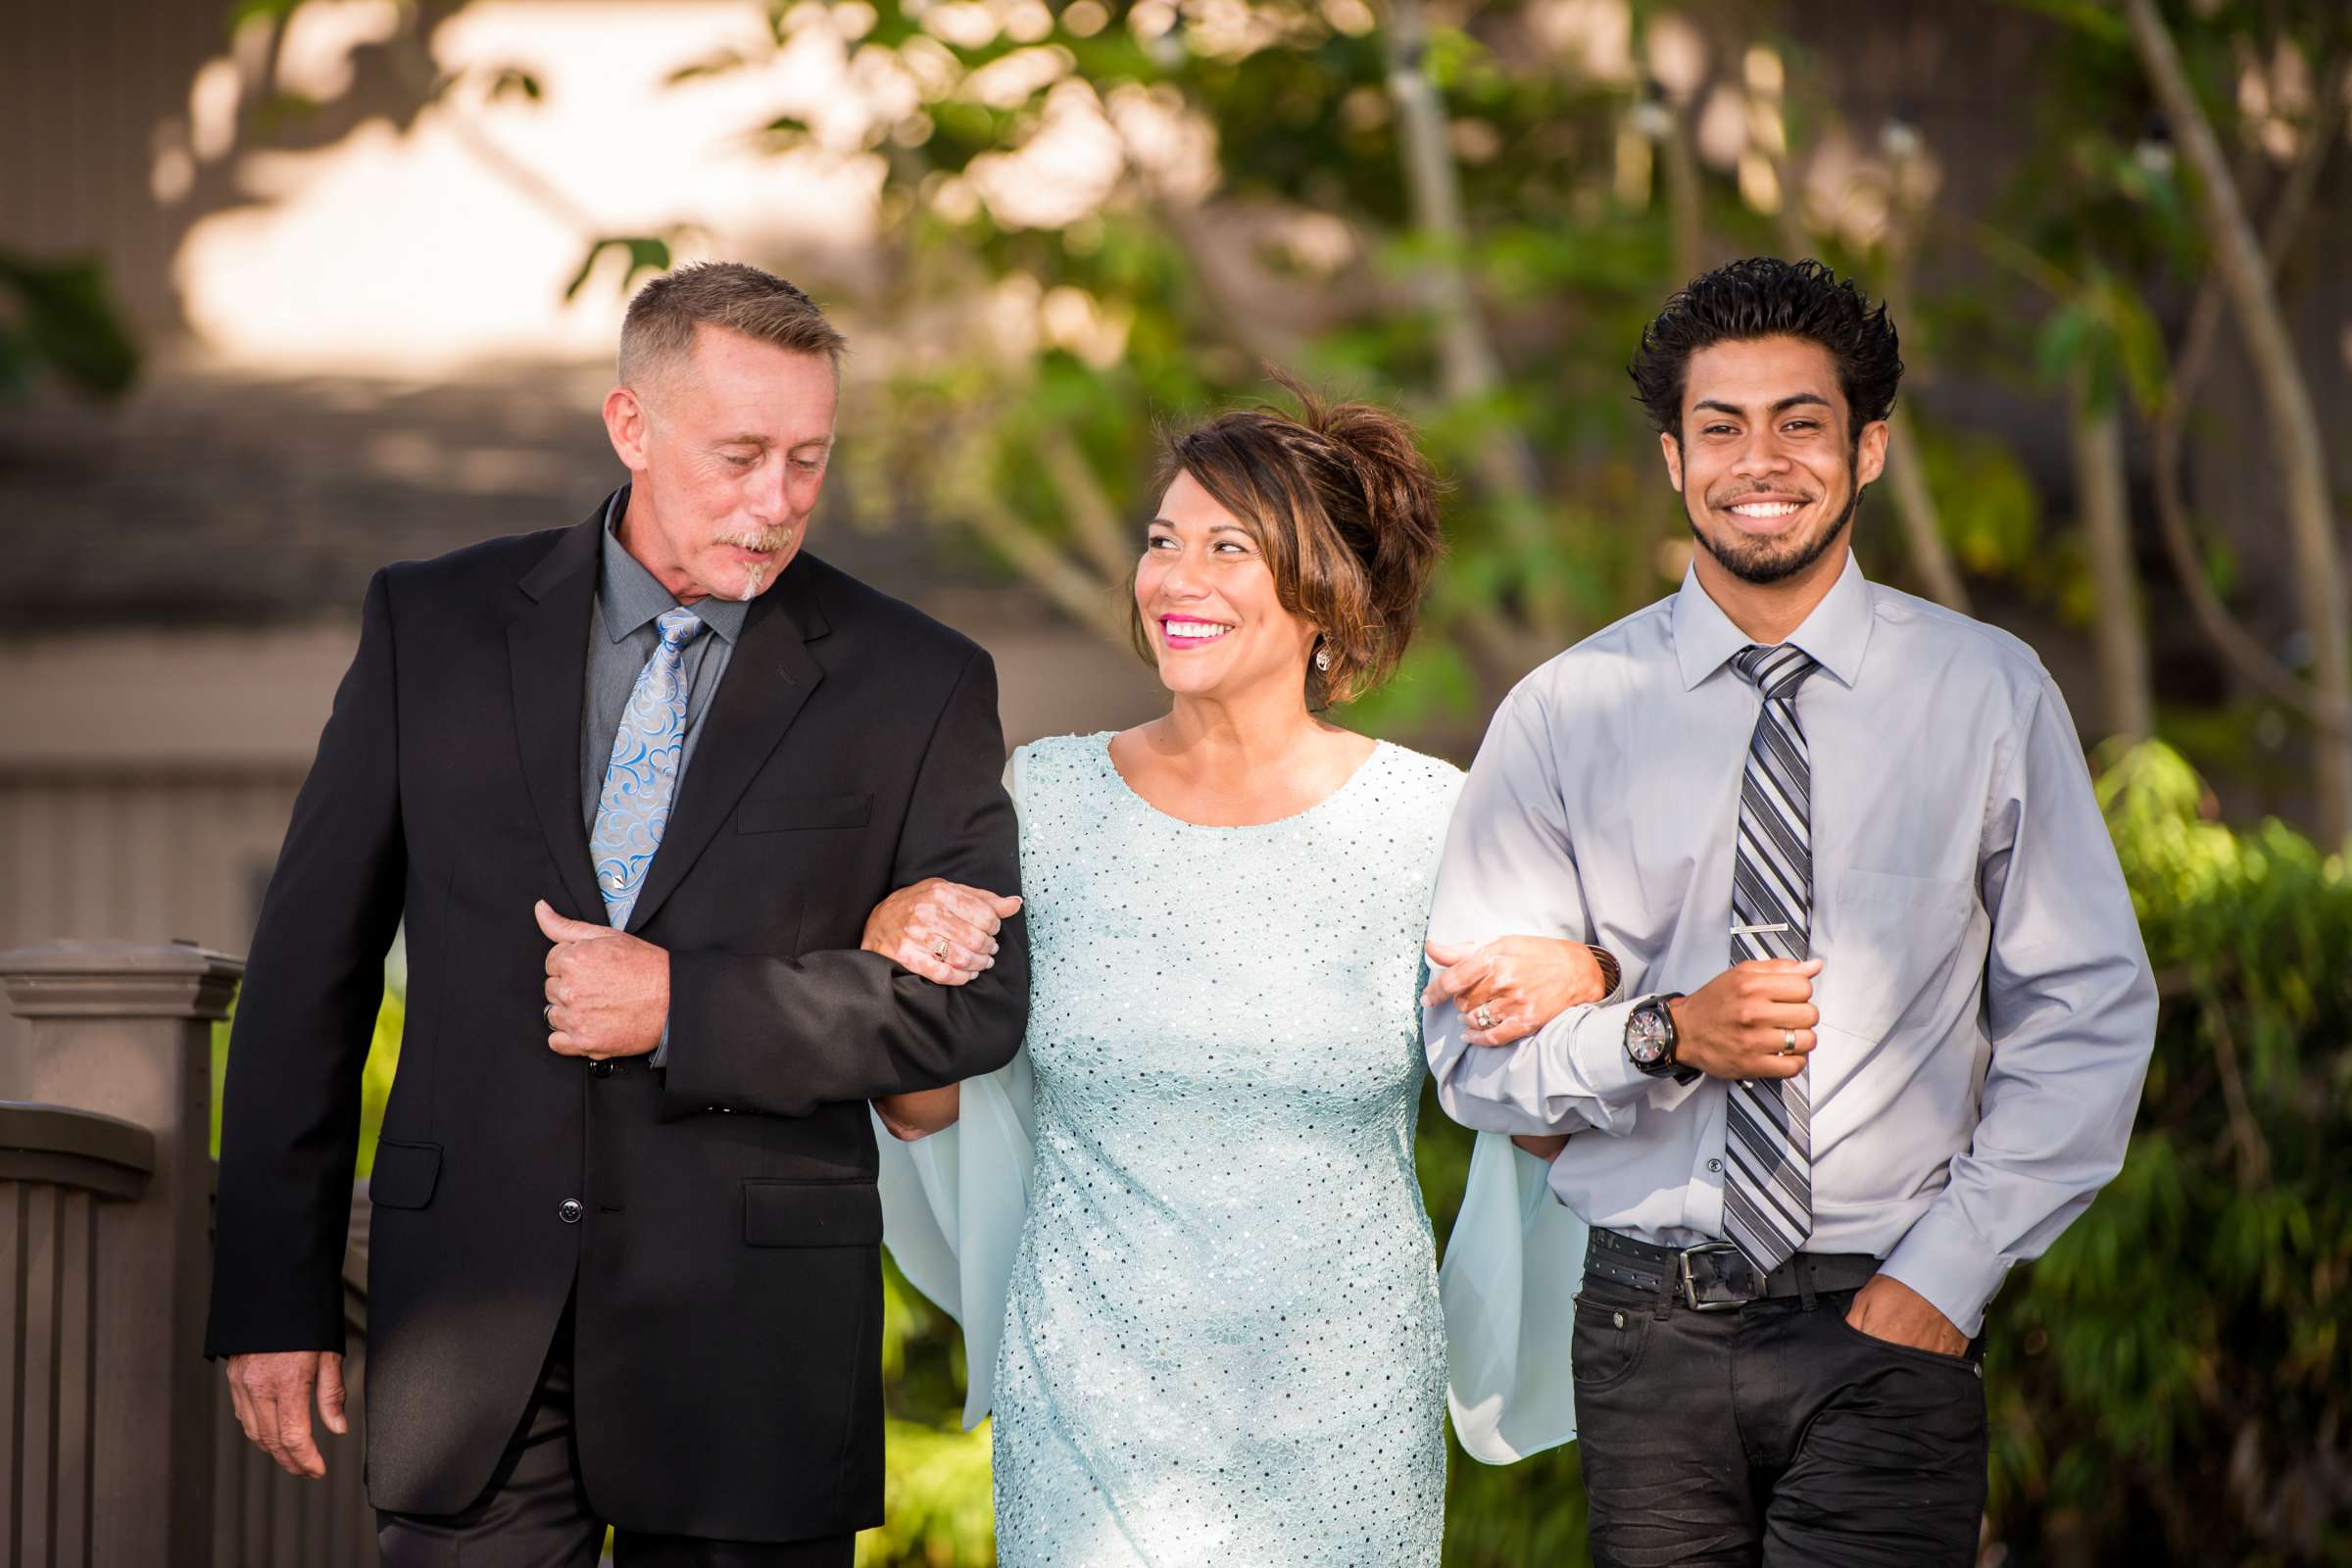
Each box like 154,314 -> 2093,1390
1688,474 -> 1864,587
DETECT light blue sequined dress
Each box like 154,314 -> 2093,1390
876,731 -> 1592,1567
989,733 -> 1456,1566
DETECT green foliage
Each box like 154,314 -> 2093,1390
0,249 -> 139,401
565,235 -> 681,301
1905,417 -> 2042,579
1980,741 -> 2352,1562
656,0 -> 1743,690
861,1417 -> 997,1567
2034,270 -> 2170,417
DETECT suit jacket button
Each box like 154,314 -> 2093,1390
591,1060 -> 616,1078
559,1199 -> 584,1224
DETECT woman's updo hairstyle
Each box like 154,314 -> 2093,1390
1140,373 -> 1448,708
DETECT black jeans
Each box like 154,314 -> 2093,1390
1572,1269 -> 1986,1568
377,1301 -> 855,1568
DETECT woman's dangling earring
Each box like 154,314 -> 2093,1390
1314,641 -> 1333,673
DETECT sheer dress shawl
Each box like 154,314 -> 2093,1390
872,746 -> 1583,1463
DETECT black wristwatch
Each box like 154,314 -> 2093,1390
1624,994 -> 1691,1081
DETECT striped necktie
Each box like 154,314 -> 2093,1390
590,607 -> 707,929
1724,643 -> 1821,1276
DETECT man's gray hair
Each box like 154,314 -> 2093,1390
617,262 -> 848,391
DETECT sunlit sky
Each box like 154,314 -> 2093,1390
177,1 -> 894,370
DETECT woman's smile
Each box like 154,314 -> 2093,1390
1158,614 -> 1235,650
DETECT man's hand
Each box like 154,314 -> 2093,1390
863,879 -> 1021,987
1423,938 -> 1609,1047
1845,1274 -> 1970,1358
225,1350 -> 346,1479
536,901 -> 668,1059
1667,957 -> 1823,1081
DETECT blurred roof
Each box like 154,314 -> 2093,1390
0,362 -> 976,631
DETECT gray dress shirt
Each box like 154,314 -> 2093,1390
582,490 -> 748,1065
1425,552 -> 2157,1335
581,490 -> 747,828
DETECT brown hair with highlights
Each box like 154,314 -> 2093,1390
617,262 -> 848,391
1138,374 -> 1447,708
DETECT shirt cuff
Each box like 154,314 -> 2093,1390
1589,946 -> 1626,1004
648,1018 -> 670,1070
1878,1203 -> 2011,1339
1541,998 -> 1649,1119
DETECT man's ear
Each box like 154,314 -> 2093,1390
1660,429 -> 1685,493
603,386 -> 649,471
1854,416 -> 1889,488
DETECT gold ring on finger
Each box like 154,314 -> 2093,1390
930,937 -> 948,959
1780,1028 -> 1796,1055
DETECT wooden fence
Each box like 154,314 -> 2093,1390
0,940 -> 380,1565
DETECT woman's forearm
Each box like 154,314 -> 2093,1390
873,1084 -> 962,1141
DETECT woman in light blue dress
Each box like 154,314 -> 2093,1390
862,387 -> 1596,1566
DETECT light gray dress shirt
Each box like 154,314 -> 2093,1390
1425,552 -> 2158,1336
581,488 -> 748,1066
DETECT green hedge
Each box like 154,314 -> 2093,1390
1975,744 -> 2351,1565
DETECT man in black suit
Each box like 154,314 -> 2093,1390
207,263 -> 1029,1564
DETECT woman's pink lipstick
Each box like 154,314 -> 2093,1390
1159,615 -> 1233,651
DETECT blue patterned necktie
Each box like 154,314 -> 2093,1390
590,607 -> 707,928
1723,643 -> 1821,1276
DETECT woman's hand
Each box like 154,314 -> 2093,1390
1423,937 -> 1612,1048
874,1086 -> 962,1141
1509,1134 -> 1569,1162
863,879 -> 1022,986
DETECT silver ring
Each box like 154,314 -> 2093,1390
544,1003 -> 556,1030
1780,1028 -> 1796,1055
930,937 -> 949,959
1474,1004 -> 1494,1030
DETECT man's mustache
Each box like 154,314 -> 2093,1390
715,527 -> 795,553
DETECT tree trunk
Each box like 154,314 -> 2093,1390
1882,407 -> 1972,613
1663,109 -> 1705,284
2069,367 -> 2152,741
1767,149 -> 1971,615
2124,0 -> 2352,843
1381,0 -> 1570,643
2148,57 -> 2349,733
1875,257 -> 1971,615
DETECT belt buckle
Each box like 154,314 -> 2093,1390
1676,1242 -> 1757,1312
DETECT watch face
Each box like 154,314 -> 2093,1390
1627,1005 -> 1669,1064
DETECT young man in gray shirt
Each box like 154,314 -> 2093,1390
1424,257 -> 2156,1567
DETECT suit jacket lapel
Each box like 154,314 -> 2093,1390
622,558 -> 830,935
507,514 -> 607,923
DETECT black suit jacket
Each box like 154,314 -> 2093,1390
206,509 -> 1029,1540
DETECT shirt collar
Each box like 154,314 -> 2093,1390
1670,548 -> 1874,691
597,487 -> 749,646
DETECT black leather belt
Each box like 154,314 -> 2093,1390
1587,1227 -> 1881,1312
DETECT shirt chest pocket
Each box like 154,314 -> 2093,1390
1815,866 -> 1978,1044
